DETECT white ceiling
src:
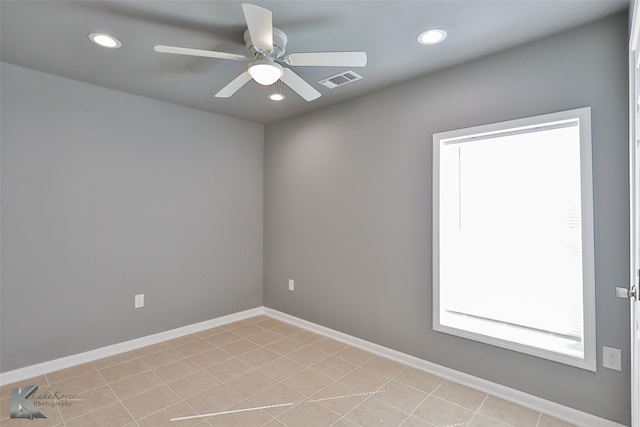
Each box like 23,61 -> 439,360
0,0 -> 629,124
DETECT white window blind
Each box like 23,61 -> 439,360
433,107 -> 596,370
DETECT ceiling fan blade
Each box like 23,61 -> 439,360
215,71 -> 253,98
154,45 -> 250,61
242,3 -> 273,52
285,52 -> 367,67
281,68 -> 321,102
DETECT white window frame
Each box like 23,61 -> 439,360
432,107 -> 596,371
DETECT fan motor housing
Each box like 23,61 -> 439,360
244,27 -> 288,59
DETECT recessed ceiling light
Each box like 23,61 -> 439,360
88,33 -> 122,48
417,28 -> 447,45
268,93 -> 286,101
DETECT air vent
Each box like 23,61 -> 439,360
318,70 -> 363,89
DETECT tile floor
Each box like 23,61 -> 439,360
0,315 -> 576,427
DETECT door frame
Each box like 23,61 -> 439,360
628,1 -> 640,426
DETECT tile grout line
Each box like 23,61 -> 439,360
92,359 -> 141,427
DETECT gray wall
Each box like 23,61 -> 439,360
1,63 -> 264,372
264,13 -> 630,424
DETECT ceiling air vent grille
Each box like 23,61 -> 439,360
318,70 -> 363,89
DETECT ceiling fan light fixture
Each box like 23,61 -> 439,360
417,28 -> 447,45
248,58 -> 284,85
88,32 -> 122,48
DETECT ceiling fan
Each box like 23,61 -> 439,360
154,3 -> 367,102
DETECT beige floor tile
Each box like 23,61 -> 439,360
468,413 -> 512,427
0,316 -> 587,427
253,318 -> 288,330
538,414 -> 577,427
400,415 -> 438,426
226,370 -> 277,399
229,324 -> 264,338
166,333 -> 202,348
195,326 -> 227,339
332,417 -> 361,426
289,330 -> 324,345
277,401 -> 340,427
186,384 -> 244,414
265,338 -> 306,356
109,371 -> 164,400
310,382 -> 366,416
205,331 -> 242,346
263,419 -> 287,427
310,338 -> 348,355
91,351 -> 137,370
246,330 -> 284,346
58,385 -> 118,421
168,371 -> 220,400
0,414 -> 65,427
412,396 -> 474,427
99,359 -> 149,384
1,375 -> 49,400
50,371 -> 107,395
394,367 -> 443,393
248,383 -> 305,416
334,347 -> 375,365
153,359 -> 200,383
175,340 -> 217,357
64,402 -> 133,427
338,367 -> 389,392
238,347 -> 281,368
221,320 -> 251,330
362,356 -> 407,378
131,341 -> 172,358
46,363 -> 96,385
479,395 -> 539,427
272,324 -> 306,337
260,357 -> 305,382
282,369 -> 334,397
188,347 -> 233,369
220,339 -> 261,356
345,397 -> 409,426
433,380 -> 487,411
137,401 -> 203,427
311,356 -> 357,380
373,380 -> 428,413
287,346 -> 330,366
1,395 -> 10,420
206,358 -> 254,382
205,406 -> 273,427
122,384 -> 181,420
139,348 -> 184,369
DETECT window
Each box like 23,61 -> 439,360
432,107 -> 596,371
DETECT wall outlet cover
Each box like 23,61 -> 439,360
602,346 -> 621,371
134,294 -> 145,308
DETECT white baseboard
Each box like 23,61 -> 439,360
1,305 -> 627,427
0,307 -> 263,386
263,308 -> 627,427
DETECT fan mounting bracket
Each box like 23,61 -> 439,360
244,27 -> 288,60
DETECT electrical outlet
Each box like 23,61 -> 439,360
134,294 -> 145,308
288,279 -> 294,291
602,346 -> 621,371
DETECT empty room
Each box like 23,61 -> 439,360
1,1 -> 638,426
